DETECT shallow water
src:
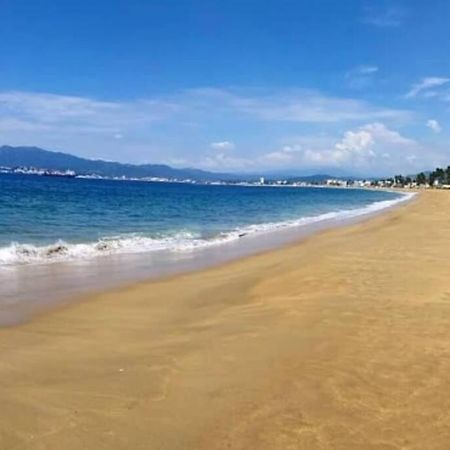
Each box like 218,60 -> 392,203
0,174 -> 412,325
1,174 -> 404,265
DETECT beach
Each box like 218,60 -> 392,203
2,190 -> 450,449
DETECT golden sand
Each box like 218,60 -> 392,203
2,191 -> 450,449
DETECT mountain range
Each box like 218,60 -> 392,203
0,146 -> 241,181
0,145 -> 340,182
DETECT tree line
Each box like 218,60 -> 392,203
391,166 -> 450,187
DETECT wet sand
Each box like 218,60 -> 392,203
2,190 -> 450,449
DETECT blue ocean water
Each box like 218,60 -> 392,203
0,174 -> 408,266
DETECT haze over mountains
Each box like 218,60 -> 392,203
0,146 -> 240,181
0,146 -> 341,182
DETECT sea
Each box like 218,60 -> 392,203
0,173 -> 413,325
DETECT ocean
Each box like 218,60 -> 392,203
0,174 -> 409,265
0,173 -> 412,324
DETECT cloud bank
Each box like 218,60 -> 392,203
0,87 -> 443,175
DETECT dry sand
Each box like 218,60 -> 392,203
2,190 -> 450,450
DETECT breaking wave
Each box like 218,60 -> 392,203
0,191 -> 415,267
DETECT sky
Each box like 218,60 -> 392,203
1,0 -> 450,176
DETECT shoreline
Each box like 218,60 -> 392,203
4,191 -> 450,449
0,189 -> 414,326
0,185 -> 407,268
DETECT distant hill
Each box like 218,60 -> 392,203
0,145 -> 356,183
0,146 -> 238,181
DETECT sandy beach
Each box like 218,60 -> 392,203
2,190 -> 450,449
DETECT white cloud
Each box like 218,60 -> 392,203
302,127 -> 376,167
261,145 -> 303,163
361,122 -> 415,145
210,141 -> 235,150
426,119 -> 442,133
165,157 -> 188,167
0,117 -> 52,132
405,77 -> 450,99
255,123 -> 421,175
325,123 -> 414,166
200,152 -> 254,171
362,5 -> 407,27
345,65 -> 379,90
358,65 -> 379,75
184,87 -> 410,124
337,130 -> 373,151
0,88 -> 419,172
0,89 -> 410,143
0,91 -> 180,135
200,123 -> 450,174
346,65 -> 379,78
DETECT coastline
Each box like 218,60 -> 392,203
4,191 -> 450,449
0,188 -> 413,326
0,184 -> 408,268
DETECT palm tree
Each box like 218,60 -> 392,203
416,172 -> 427,185
445,166 -> 450,185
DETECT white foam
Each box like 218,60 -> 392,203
0,191 -> 414,267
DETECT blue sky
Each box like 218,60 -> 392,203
1,0 -> 450,176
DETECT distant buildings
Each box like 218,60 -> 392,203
3,166 -> 76,178
326,179 -> 348,187
3,164 -> 450,190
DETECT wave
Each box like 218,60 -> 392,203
0,191 -> 415,267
